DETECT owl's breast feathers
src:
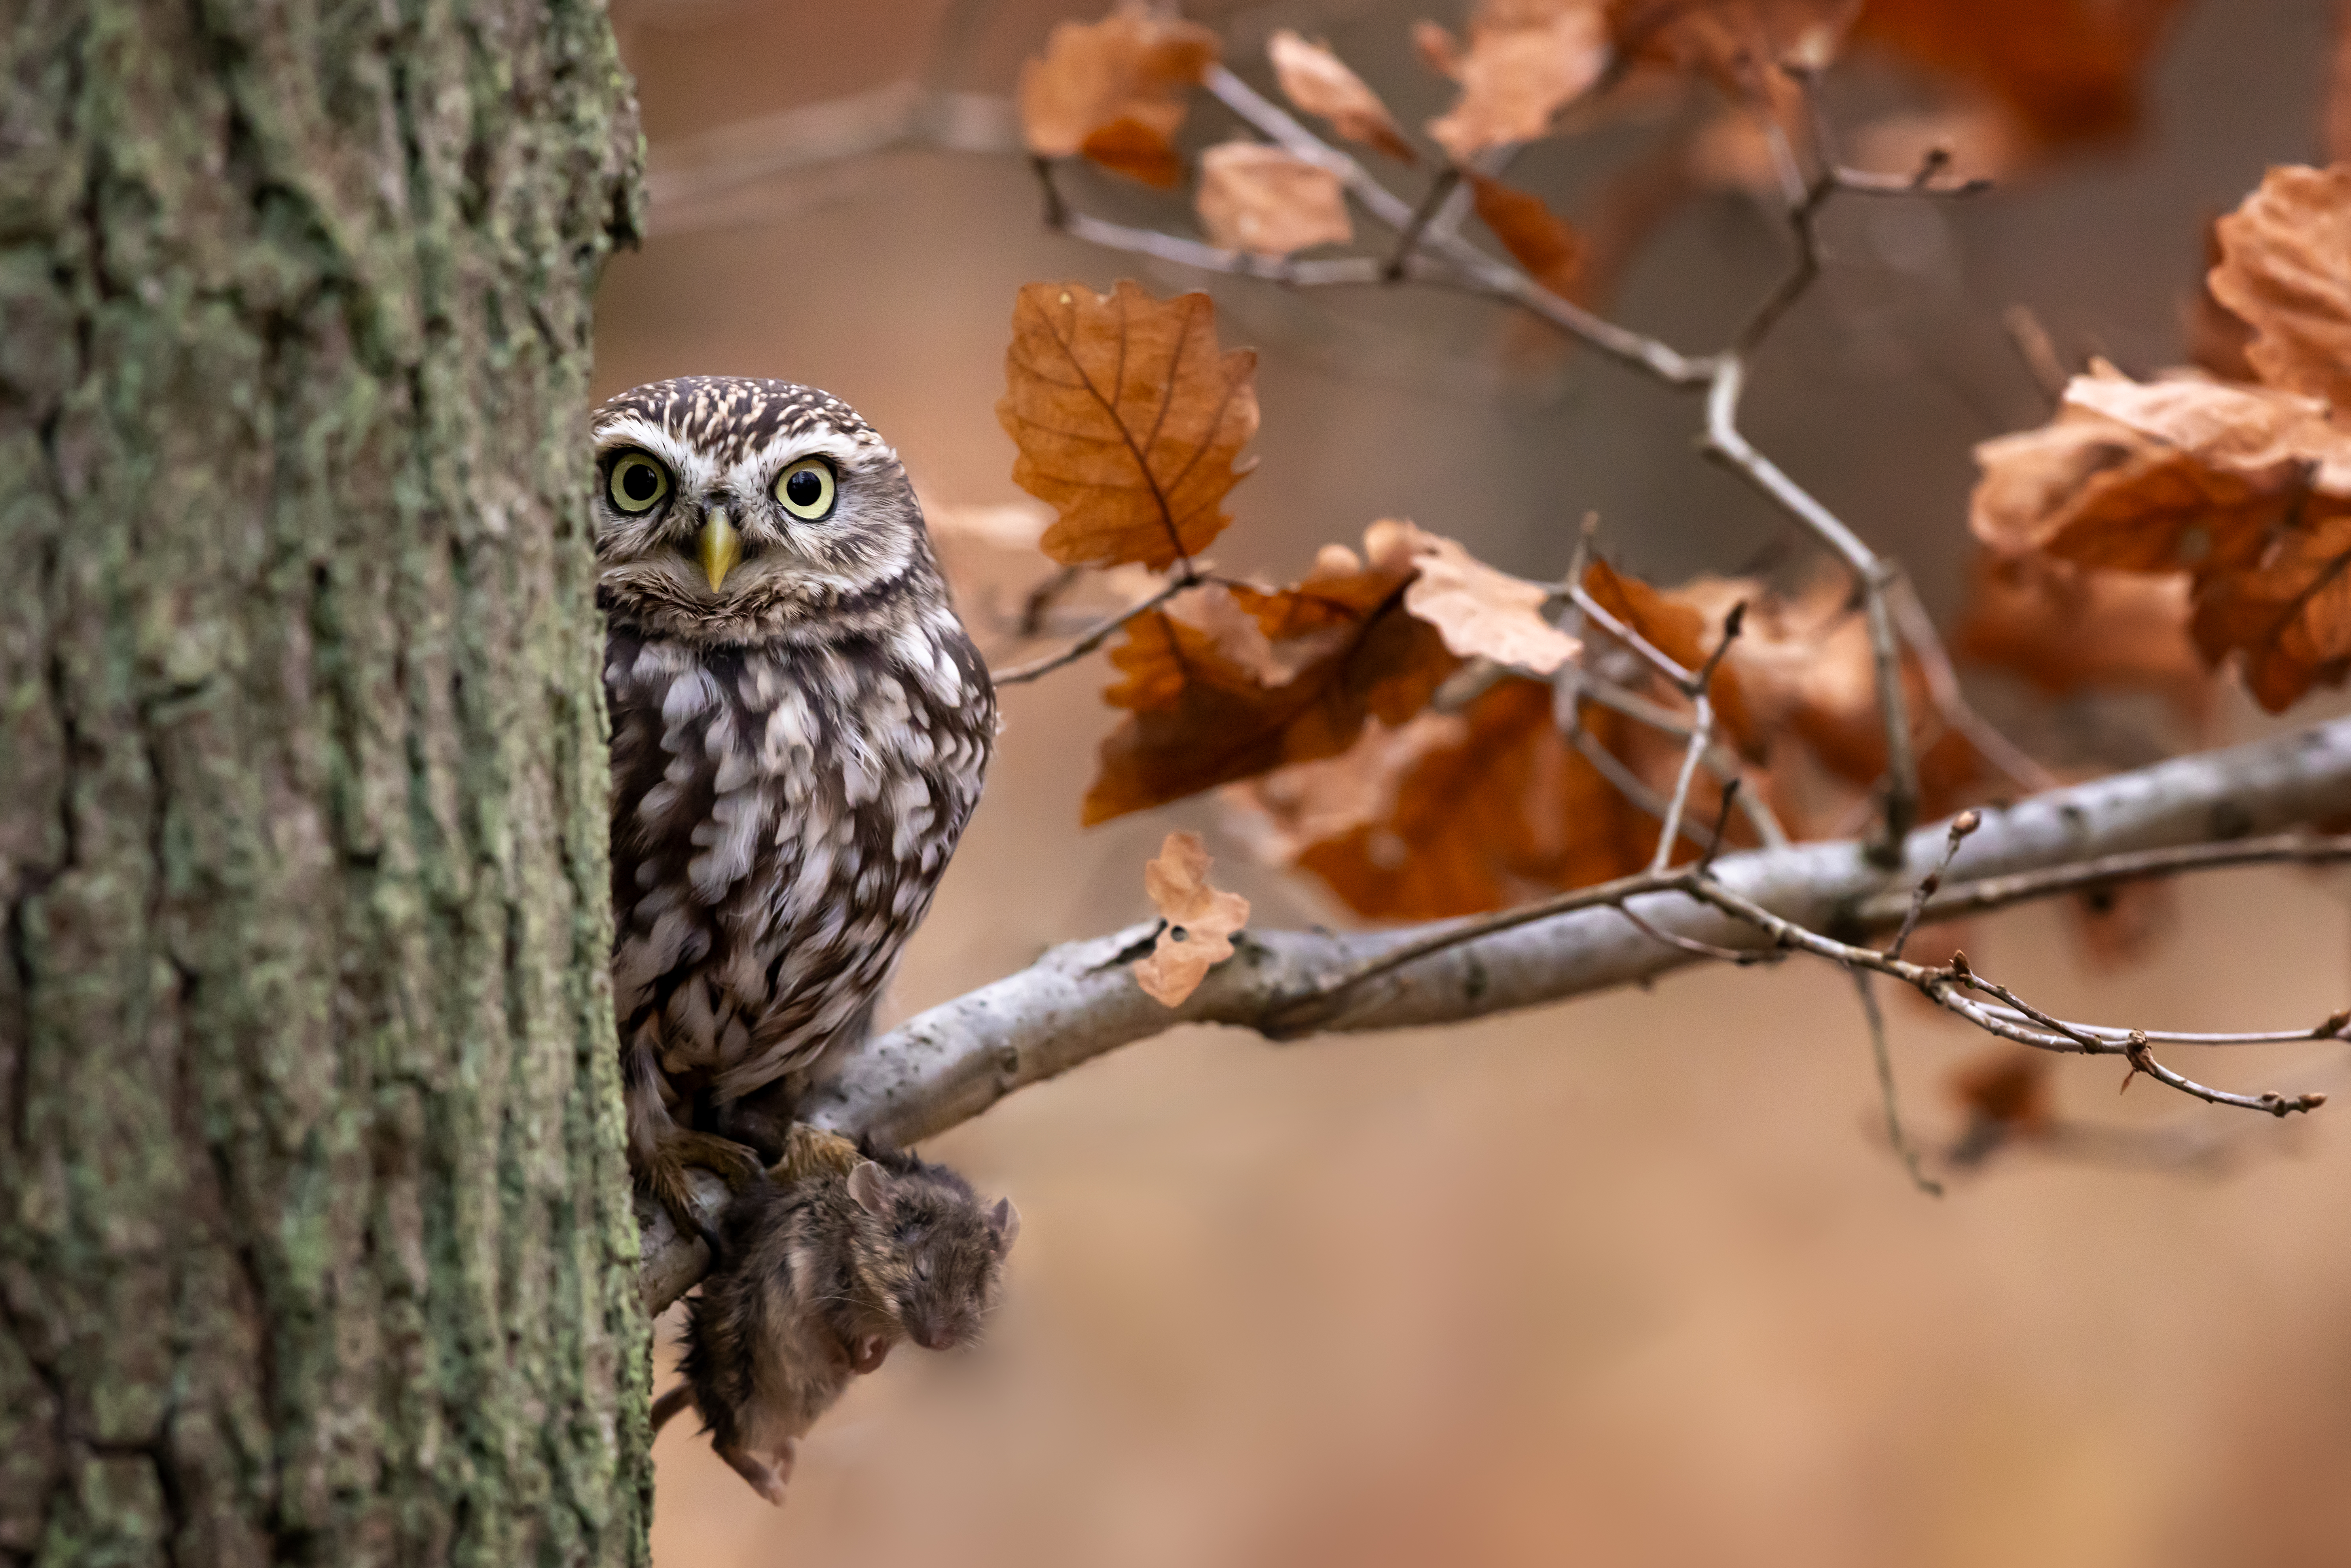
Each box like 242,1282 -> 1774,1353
606,607 -> 995,1102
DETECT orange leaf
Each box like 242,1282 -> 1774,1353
1849,0 -> 2188,149
1019,9 -> 1219,177
2208,163 -> 2351,410
998,280 -> 1260,572
1951,552 -> 2207,713
2188,499 -> 2351,711
1083,537 -> 1460,823
1467,173 -> 1588,301
1268,30 -> 1416,163
1425,0 -> 1610,163
1081,117 -> 1186,188
1949,1051 -> 2053,1137
1610,0 -> 1856,95
1969,368 -> 2351,573
1133,832 -> 1251,1006
1293,679 -> 1657,920
1195,142 -> 1354,256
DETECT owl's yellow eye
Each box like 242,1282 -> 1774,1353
608,452 -> 670,515
775,458 -> 837,521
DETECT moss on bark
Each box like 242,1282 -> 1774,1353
0,2 -> 648,1562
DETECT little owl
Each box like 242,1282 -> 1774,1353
592,378 -> 994,1237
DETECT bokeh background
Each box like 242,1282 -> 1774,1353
596,3 -> 2351,1562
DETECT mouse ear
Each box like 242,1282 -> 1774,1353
987,1197 -> 1021,1253
846,1161 -> 893,1218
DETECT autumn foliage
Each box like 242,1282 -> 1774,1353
981,0 -> 2351,963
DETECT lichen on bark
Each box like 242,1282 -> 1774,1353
0,2 -> 648,1563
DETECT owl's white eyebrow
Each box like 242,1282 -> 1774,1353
594,419 -> 722,493
738,429 -> 880,477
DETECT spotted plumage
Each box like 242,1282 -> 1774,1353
593,377 -> 994,1232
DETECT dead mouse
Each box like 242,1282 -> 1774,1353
651,1131 -> 1018,1504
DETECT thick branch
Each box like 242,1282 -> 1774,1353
634,716 -> 2351,1308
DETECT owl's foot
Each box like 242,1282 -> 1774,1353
638,1131 -> 768,1257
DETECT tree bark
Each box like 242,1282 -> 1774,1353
0,4 -> 644,1564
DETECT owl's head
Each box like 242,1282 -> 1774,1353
590,377 -> 942,645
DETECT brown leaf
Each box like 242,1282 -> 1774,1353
1294,679 -> 1658,919
1268,30 -> 1416,163
1133,832 -> 1251,1006
1610,0 -> 1857,95
2187,215 -> 2260,384
2208,162 -> 2351,410
2188,498 -> 2351,711
1425,0 -> 1610,163
1218,712 -> 1469,866
1019,9 -> 1219,178
1195,142 -> 1354,256
1467,173 -> 1588,301
1850,0 -> 2189,149
1080,117 -> 1186,188
1949,1050 -> 2053,1137
1969,368 -> 2351,573
1951,552 -> 2208,714
1400,527 -> 1582,673
998,280 -> 1260,572
1083,536 -> 1460,823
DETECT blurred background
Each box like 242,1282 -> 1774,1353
597,2 -> 2351,1562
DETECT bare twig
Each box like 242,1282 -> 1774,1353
1886,808 -> 1982,959
1852,971 -> 1944,1195
992,574 -> 1201,685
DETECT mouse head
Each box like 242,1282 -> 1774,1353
846,1153 -> 1019,1352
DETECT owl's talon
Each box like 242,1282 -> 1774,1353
638,1131 -> 768,1252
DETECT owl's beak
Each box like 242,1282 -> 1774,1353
698,508 -> 742,592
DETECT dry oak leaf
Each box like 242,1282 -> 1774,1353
2208,163 -> 2351,410
1467,173 -> 1588,300
1218,712 -> 1469,868
1610,0 -> 1856,96
1401,528 -> 1582,673
1951,552 -> 2207,715
1268,30 -> 1415,163
1083,530 -> 1460,823
1969,368 -> 2351,573
1133,832 -> 1252,1006
999,280 -> 1260,572
2187,497 -> 2351,711
1081,118 -> 1188,188
1019,8 -> 1219,182
1424,0 -> 1610,163
1196,142 -> 1354,257
1294,678 -> 1658,920
1849,0 -> 2189,149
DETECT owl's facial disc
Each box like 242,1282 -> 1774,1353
589,384 -> 942,647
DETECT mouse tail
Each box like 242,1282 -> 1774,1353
650,1382 -> 697,1435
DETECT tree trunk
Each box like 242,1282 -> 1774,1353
0,4 -> 646,1564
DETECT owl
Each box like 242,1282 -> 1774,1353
592,378 -> 995,1238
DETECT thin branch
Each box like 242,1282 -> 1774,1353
1852,971 -> 1943,1195
991,574 -> 1200,685
1886,808 -> 1982,959
1858,832 -> 2351,928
